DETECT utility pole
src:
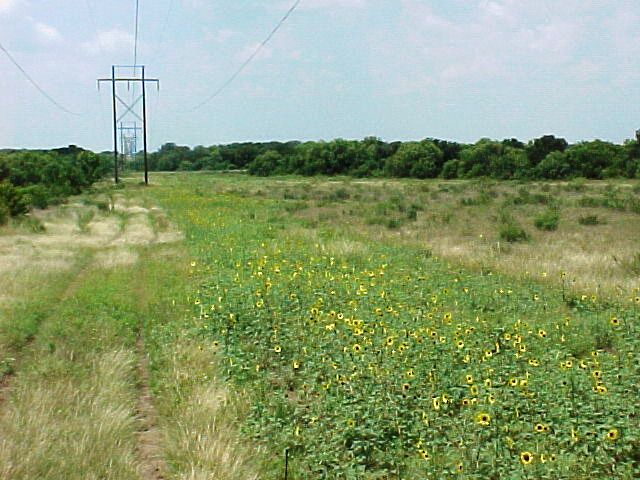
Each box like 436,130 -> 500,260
98,65 -> 159,185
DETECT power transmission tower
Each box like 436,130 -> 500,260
98,65 -> 159,185
119,122 -> 142,170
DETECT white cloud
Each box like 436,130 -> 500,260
215,28 -> 235,43
0,0 -> 19,14
82,29 -> 134,55
34,22 -> 61,42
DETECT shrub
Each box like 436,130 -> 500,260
534,208 -> 560,231
578,215 -> 602,225
499,210 -> 529,242
0,181 -> 29,216
18,185 -> 50,209
499,222 -> 529,242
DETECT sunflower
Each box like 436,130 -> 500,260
455,462 -> 463,474
538,329 -> 547,338
520,451 -> 534,465
418,449 -> 430,461
509,378 -> 519,387
610,316 -> 620,326
402,383 -> 411,392
273,345 -> 282,353
385,336 -> 394,346
352,343 -> 362,353
346,419 -> 355,428
475,412 -> 491,426
456,340 -> 465,349
534,423 -> 546,433
606,428 -> 619,441
465,374 -> 474,384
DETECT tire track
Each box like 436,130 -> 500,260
133,218 -> 168,480
0,253 -> 94,409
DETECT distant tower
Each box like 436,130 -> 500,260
636,129 -> 640,142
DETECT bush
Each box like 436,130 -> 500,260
18,185 -> 50,209
0,181 -> 29,216
500,222 -> 530,242
534,208 -> 560,231
578,215 -> 602,226
499,210 -> 529,242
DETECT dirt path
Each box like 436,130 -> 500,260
136,334 -> 166,480
133,225 -> 169,480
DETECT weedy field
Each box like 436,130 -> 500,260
1,173 -> 639,479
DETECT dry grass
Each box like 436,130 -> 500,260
160,342 -> 261,480
0,190 -> 190,479
0,350 -> 140,479
257,178 -> 640,298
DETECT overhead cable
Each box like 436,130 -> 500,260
134,0 -> 140,65
0,40 -> 80,115
191,0 -> 302,110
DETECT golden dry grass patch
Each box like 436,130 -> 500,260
0,349 -> 140,479
161,341 -> 261,480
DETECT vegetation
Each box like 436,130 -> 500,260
0,145 -> 110,224
2,173 -> 640,479
153,174 -> 639,479
139,135 -> 640,181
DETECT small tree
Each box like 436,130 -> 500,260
248,150 -> 284,176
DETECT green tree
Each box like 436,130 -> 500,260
535,151 -> 572,179
526,135 -> 568,166
248,150 -> 284,176
565,141 -> 624,179
458,139 -> 503,178
384,141 -> 443,178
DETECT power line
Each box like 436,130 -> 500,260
134,0 -> 140,65
191,0 -> 303,111
147,0 -> 175,65
0,40 -> 80,115
84,0 -> 99,34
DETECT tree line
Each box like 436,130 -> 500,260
142,134 -> 640,180
3,134 -> 639,224
0,145 -> 110,224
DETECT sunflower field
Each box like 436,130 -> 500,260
155,174 -> 640,479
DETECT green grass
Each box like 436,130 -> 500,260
145,173 -> 640,479
2,174 -> 639,479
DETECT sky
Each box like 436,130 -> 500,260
0,0 -> 639,151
